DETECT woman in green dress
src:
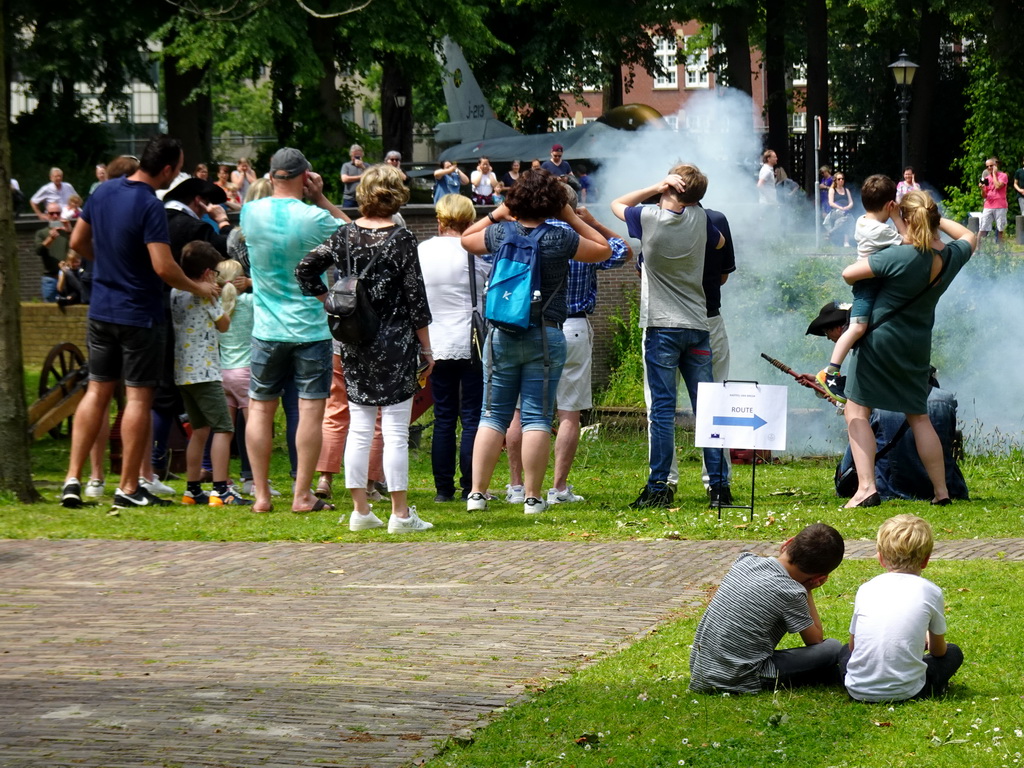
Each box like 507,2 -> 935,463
841,190 -> 976,508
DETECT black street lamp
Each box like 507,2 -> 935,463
889,51 -> 919,172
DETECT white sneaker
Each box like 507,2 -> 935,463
524,497 -> 548,514
347,509 -> 384,531
466,492 -> 488,512
505,484 -> 525,504
140,475 -> 175,496
84,479 -> 105,498
388,506 -> 434,533
547,485 -> 585,504
242,480 -> 282,497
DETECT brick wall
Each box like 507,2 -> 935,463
21,303 -> 88,374
15,206 -> 636,390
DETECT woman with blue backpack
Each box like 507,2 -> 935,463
460,170 -> 611,514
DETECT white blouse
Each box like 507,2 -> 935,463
417,236 -> 491,360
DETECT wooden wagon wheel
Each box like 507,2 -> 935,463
39,342 -> 86,439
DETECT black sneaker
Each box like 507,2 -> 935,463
433,493 -> 457,503
61,479 -> 83,508
113,487 -> 173,509
815,369 -> 847,404
709,485 -> 734,508
629,483 -> 674,509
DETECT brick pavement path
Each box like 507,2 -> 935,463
1,538 -> 1021,767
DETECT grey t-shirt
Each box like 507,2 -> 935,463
626,204 -> 714,331
689,553 -> 813,694
341,161 -> 366,199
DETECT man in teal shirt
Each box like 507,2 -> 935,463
241,147 -> 349,514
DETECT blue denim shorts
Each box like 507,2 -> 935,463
249,337 -> 332,401
480,325 -> 566,434
850,277 -> 880,323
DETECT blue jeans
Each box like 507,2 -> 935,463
644,327 -> 725,489
431,358 -> 483,496
41,275 -> 58,303
480,325 -> 566,434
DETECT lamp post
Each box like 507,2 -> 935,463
889,51 -> 919,171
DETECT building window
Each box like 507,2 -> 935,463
550,117 -> 573,132
665,115 -> 679,131
653,36 -> 678,89
792,64 -> 807,87
791,111 -> 806,131
683,36 -> 709,89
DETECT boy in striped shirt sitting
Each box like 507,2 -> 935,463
689,523 -> 845,694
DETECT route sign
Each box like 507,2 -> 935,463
695,382 -> 787,451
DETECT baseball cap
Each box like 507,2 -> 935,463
270,148 -> 312,179
551,144 -> 564,152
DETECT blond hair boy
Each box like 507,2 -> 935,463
840,514 -> 963,701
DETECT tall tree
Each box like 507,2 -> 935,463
0,0 -> 41,501
763,0 -> 788,165
945,0 -> 1024,218
803,0 -> 828,192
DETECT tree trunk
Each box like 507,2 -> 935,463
0,0 -> 41,502
601,55 -> 624,113
804,0 -> 828,192
309,16 -> 345,151
908,11 -> 940,176
381,55 -> 413,161
764,0 -> 789,168
162,52 -> 212,168
271,57 -> 297,147
720,15 -> 753,96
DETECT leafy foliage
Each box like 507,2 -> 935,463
944,41 -> 1024,222
596,291 -> 645,407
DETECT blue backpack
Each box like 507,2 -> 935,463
484,221 -> 551,333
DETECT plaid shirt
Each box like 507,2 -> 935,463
546,218 -> 630,315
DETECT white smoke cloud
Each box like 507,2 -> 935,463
582,88 -> 1021,455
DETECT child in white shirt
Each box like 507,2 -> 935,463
171,241 -> 251,507
840,514 -> 963,701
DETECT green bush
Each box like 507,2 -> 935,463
596,290 -> 644,407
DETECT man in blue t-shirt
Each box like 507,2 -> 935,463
62,135 -> 220,510
540,144 -> 573,178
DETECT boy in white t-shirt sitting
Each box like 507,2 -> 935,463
840,514 -> 963,701
817,174 -> 907,404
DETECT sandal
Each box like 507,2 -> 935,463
293,498 -> 336,514
315,478 -> 332,500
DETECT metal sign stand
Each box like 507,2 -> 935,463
709,379 -> 760,522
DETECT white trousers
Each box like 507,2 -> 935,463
344,397 -> 413,491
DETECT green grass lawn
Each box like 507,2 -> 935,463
427,559 -> 1024,768
6,423 -> 1023,767
4,424 -> 1021,543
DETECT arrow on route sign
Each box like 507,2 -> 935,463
695,382 -> 787,451
712,413 -> 768,430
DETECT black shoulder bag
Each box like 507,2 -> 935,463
467,251 -> 488,367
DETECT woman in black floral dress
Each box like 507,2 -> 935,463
296,164 -> 434,534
